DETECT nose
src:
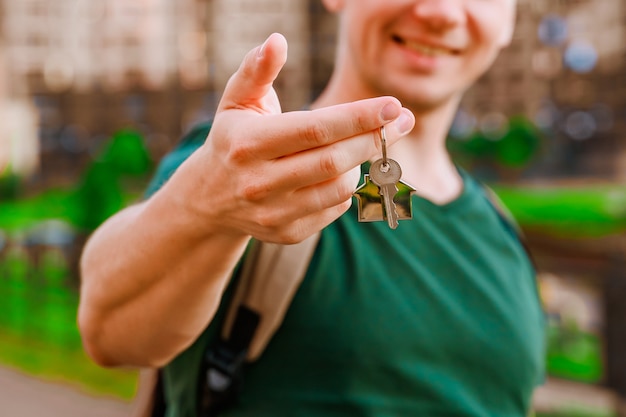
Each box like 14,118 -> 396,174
412,0 -> 466,31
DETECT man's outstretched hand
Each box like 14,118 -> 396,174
180,33 -> 415,244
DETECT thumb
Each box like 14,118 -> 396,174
218,33 -> 288,112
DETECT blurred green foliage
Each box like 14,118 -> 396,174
68,129 -> 152,230
0,128 -> 153,232
0,170 -> 22,200
0,128 -> 152,400
448,115 -> 542,169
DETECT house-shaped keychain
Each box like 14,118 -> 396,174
353,174 -> 415,223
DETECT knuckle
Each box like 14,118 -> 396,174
318,147 -> 348,176
276,231 -> 300,245
239,180 -> 271,201
318,151 -> 339,176
335,175 -> 357,201
299,120 -> 331,147
254,208 -> 283,229
227,139 -> 255,164
352,113 -> 369,135
254,211 -> 310,245
274,225 -> 306,245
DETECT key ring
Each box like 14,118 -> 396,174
379,126 -> 390,173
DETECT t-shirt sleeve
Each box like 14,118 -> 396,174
144,121 -> 212,198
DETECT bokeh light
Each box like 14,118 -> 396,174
479,112 -> 509,141
538,14 -> 569,46
564,40 -> 599,73
564,111 -> 597,140
532,48 -> 563,79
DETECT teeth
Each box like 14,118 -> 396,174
404,40 -> 451,56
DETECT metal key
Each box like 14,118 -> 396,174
369,158 -> 402,229
354,126 -> 414,226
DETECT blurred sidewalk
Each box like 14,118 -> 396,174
0,367 -> 133,416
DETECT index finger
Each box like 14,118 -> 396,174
230,96 -> 410,160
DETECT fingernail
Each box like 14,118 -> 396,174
257,36 -> 271,58
380,102 -> 400,121
396,111 -> 413,134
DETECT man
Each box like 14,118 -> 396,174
79,0 -> 545,416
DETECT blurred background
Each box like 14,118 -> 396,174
0,0 -> 625,416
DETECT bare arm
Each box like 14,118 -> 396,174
78,33 -> 415,368
78,192 -> 249,367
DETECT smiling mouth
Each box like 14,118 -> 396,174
392,35 -> 458,56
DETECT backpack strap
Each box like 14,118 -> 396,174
481,184 -> 536,269
130,368 -> 160,417
222,232 -> 321,360
481,185 -> 521,236
200,232 -> 321,414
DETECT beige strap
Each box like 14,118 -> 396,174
130,368 -> 158,417
221,232 -> 321,361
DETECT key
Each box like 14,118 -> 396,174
369,158 -> 402,229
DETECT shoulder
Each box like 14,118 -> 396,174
144,121 -> 213,197
477,181 -> 523,239
460,169 -> 534,263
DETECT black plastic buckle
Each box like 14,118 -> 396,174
199,306 -> 260,416
205,341 -> 248,394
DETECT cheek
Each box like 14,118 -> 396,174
465,18 -> 510,70
468,3 -> 515,49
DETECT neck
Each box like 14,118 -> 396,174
312,83 -> 464,205
389,99 -> 464,205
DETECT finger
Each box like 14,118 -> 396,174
246,107 -> 414,193
218,33 -> 288,112
252,199 -> 352,245
291,175 -> 357,217
232,97 -> 412,160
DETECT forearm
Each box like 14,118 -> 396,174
78,185 -> 249,367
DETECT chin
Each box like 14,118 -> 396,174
381,81 -> 462,110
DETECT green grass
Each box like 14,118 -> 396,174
492,184 -> 626,237
0,258 -> 138,400
0,328 -> 138,400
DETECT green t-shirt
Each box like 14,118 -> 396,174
146,122 -> 545,417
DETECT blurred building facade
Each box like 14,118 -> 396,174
0,0 -> 212,187
0,0 -> 624,183
0,45 -> 38,178
462,0 -> 626,179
